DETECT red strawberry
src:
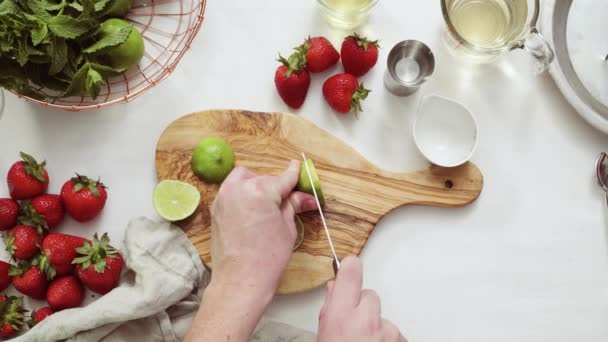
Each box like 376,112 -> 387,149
306,36 -> 340,73
0,296 -> 25,338
322,73 -> 370,114
4,225 -> 42,260
28,307 -> 54,327
61,175 -> 107,222
340,33 -> 379,77
0,199 -> 19,231
275,44 -> 311,109
10,262 -> 49,300
41,233 -> 88,277
0,261 -> 12,293
46,276 -> 84,311
74,233 -> 123,294
28,195 -> 65,230
7,152 -> 49,200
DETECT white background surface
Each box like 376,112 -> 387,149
1,1 -> 607,341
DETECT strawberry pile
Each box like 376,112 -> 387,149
274,33 -> 379,114
0,152 -> 121,338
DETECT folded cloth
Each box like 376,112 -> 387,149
13,217 -> 317,342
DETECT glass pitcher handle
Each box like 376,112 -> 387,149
521,28 -> 555,74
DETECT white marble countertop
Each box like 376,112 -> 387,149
1,1 -> 607,341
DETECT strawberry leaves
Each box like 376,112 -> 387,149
73,233 -> 118,273
19,152 -> 47,183
71,174 -> 106,197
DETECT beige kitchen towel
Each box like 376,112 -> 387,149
12,217 -> 316,342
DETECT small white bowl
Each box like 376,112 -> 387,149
413,95 -> 478,167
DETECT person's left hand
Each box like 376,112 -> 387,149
209,160 -> 317,297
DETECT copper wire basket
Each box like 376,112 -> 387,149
11,0 -> 206,112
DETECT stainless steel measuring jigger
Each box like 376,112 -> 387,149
384,40 -> 435,96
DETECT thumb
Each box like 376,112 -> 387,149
274,160 -> 300,199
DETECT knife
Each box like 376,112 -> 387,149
301,152 -> 340,274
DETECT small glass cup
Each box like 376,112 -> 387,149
441,0 -> 554,73
317,0 -> 379,29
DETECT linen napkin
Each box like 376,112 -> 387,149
11,217 -> 316,342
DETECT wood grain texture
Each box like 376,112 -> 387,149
155,110 -> 484,294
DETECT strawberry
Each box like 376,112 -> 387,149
27,307 -> 53,327
306,36 -> 340,73
74,233 -> 123,294
0,199 -> 19,231
340,33 -> 379,77
28,195 -> 65,230
0,296 -> 26,338
322,73 -> 370,114
10,261 -> 49,300
0,261 -> 12,293
275,44 -> 311,109
46,275 -> 84,311
41,233 -> 88,277
7,152 -> 49,200
4,225 -> 42,260
61,175 -> 107,222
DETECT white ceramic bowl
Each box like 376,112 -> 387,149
413,95 -> 478,167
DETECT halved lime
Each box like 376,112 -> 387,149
293,215 -> 305,251
191,137 -> 235,184
297,159 -> 325,206
153,180 -> 201,221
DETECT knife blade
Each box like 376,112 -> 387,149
301,152 -> 340,274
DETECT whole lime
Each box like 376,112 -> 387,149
99,18 -> 145,70
191,137 -> 235,183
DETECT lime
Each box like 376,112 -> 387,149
191,137 -> 235,183
153,180 -> 201,221
293,215 -> 305,251
297,159 -> 325,206
99,18 -> 145,70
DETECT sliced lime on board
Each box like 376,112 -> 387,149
297,158 -> 325,206
153,180 -> 201,221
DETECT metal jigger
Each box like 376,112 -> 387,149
384,40 -> 435,96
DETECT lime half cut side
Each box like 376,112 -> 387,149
153,180 -> 201,221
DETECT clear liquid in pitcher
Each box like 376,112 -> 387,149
447,0 -> 528,48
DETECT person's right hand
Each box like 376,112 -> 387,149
317,256 -> 407,342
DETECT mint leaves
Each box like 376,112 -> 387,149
0,0 -> 136,100
83,24 -> 131,53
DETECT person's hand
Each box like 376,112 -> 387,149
318,256 -> 407,342
209,160 -> 317,296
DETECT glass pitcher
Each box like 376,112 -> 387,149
441,0 -> 554,72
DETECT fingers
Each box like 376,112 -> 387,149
287,192 -> 318,214
319,280 -> 335,321
274,160 -> 301,199
358,289 -> 381,318
223,166 -> 256,185
381,320 -> 404,342
329,255 -> 363,311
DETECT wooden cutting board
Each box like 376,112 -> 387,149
155,110 -> 483,294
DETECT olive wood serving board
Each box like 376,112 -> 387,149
155,110 -> 483,294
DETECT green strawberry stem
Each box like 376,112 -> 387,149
351,83 -> 371,113
33,254 -> 56,280
351,33 -> 380,51
19,152 -> 47,183
17,204 -> 48,235
0,296 -> 26,330
277,41 -> 310,78
72,233 -> 118,273
72,174 -> 106,197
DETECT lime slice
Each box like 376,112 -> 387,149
293,215 -> 305,251
153,180 -> 201,221
191,137 -> 235,184
297,159 -> 326,206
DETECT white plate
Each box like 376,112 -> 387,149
541,0 -> 608,134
